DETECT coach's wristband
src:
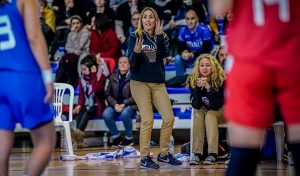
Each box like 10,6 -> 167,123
42,69 -> 53,84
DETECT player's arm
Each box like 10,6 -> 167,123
19,0 -> 54,103
209,0 -> 233,17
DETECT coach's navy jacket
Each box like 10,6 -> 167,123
127,31 -> 169,83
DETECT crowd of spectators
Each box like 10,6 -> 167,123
41,0 -> 229,150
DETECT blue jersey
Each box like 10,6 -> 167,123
178,23 -> 211,52
0,0 -> 40,72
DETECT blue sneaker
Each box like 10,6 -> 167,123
140,155 -> 160,169
157,153 -> 182,166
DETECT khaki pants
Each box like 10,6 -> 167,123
192,107 -> 226,155
130,80 -> 174,157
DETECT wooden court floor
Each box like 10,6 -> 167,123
9,146 -> 296,176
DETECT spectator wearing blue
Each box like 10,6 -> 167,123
175,9 -> 212,76
103,56 -> 137,146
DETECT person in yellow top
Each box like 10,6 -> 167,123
39,0 -> 56,32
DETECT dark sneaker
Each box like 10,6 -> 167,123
119,138 -> 134,147
157,153 -> 182,166
190,153 -> 202,165
140,155 -> 160,169
112,135 -> 122,146
203,154 -> 217,165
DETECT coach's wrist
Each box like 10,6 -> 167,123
42,69 -> 53,84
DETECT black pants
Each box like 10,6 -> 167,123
76,106 -> 97,131
49,26 -> 69,58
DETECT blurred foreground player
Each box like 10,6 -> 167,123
210,0 -> 300,175
0,0 -> 56,175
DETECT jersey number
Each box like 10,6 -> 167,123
253,0 -> 290,26
0,15 -> 16,51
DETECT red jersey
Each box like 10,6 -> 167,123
227,0 -> 300,65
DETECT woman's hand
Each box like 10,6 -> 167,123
95,53 -> 102,63
197,77 -> 210,89
196,78 -> 203,87
114,104 -> 122,113
73,105 -> 81,114
71,25 -> 78,32
119,35 -> 127,44
91,65 -> 97,73
133,37 -> 144,53
44,83 -> 54,103
155,20 -> 164,35
118,104 -> 125,111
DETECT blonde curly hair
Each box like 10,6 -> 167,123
185,54 -> 224,91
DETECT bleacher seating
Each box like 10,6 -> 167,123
49,52 -> 285,162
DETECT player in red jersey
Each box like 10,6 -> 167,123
210,0 -> 300,175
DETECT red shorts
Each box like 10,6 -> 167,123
225,57 -> 300,129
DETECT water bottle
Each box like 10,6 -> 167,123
60,129 -> 65,149
169,135 -> 175,156
103,132 -> 108,147
288,151 -> 294,165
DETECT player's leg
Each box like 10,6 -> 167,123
288,125 -> 300,176
0,130 -> 14,176
276,64 -> 300,176
226,123 -> 264,176
24,121 -> 56,176
225,60 -> 275,176
0,71 -> 17,176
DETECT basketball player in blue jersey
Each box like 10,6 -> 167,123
0,0 -> 56,175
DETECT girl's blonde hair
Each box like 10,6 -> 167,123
185,54 -> 224,90
135,7 -> 160,37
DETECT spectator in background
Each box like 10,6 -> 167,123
214,10 -> 233,47
127,12 -> 141,36
210,45 -> 227,68
175,9 -> 211,76
39,0 -> 56,47
72,56 -> 106,147
90,13 -> 122,74
103,56 -> 137,147
185,54 -> 225,165
127,7 -> 182,169
48,0 -> 78,61
115,0 -> 143,45
216,46 -> 226,68
153,0 -> 179,33
66,15 -> 91,77
51,0 -> 67,25
190,0 -> 209,24
124,11 -> 140,55
109,0 -> 128,11
52,0 -> 86,26
86,0 -> 115,28
55,15 -> 90,86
